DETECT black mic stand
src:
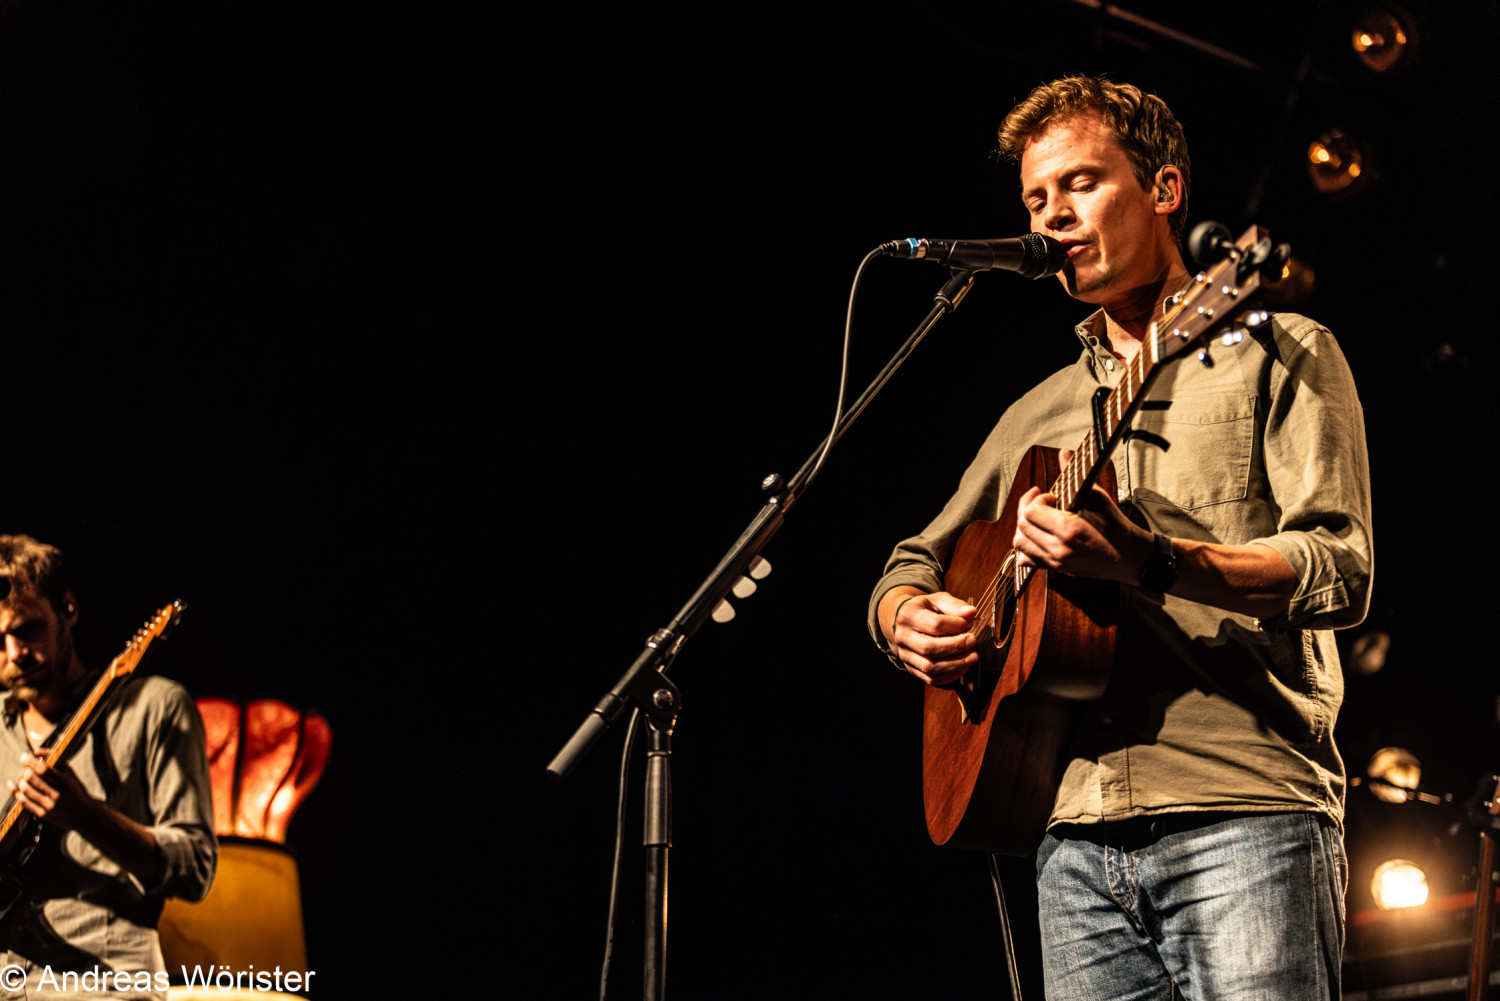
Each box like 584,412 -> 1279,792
547,266 -> 979,1001
1460,774 -> 1499,1001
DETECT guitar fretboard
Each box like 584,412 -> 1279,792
1050,322 -> 1163,515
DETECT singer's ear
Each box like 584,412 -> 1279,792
1152,165 -> 1184,216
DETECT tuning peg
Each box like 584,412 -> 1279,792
1188,221 -> 1235,266
1236,237 -> 1292,283
711,599 -> 735,623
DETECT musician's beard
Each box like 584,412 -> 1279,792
0,617 -> 74,706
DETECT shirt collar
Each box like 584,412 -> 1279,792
1071,283 -> 1196,354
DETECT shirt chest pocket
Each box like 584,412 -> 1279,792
1124,393 -> 1257,510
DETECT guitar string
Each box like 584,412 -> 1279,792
957,251 -> 1260,661
0,608 -> 167,835
964,320 -> 1166,647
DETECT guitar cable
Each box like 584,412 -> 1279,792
987,852 -> 1026,1001
598,708 -> 641,1001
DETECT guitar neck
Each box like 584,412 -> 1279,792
40,663 -> 130,757
0,666 -> 127,852
0,601 -> 181,850
1051,324 -> 1163,513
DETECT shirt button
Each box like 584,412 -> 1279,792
1104,359 -> 1115,371
1101,715 -> 1115,726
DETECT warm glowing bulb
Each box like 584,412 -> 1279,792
1367,746 -> 1421,802
1307,131 -> 1372,196
1352,7 -> 1416,74
1371,859 -> 1429,910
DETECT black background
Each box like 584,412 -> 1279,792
0,1 -> 1493,998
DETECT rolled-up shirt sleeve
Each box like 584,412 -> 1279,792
142,681 -> 217,902
1248,316 -> 1373,633
865,439 -> 1006,663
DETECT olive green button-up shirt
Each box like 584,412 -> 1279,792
869,309 -> 1373,830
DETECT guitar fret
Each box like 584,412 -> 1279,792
1057,316 -> 1166,514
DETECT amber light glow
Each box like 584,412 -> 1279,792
1371,859 -> 1430,910
1366,746 -> 1422,804
159,699 -> 332,1001
1352,6 -> 1418,74
198,697 -> 332,842
1307,130 -> 1375,197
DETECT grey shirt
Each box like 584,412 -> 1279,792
869,309 -> 1373,829
0,674 -> 216,1000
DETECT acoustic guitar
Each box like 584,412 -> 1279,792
0,600 -> 185,913
922,223 -> 1287,854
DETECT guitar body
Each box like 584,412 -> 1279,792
923,445 -> 1119,854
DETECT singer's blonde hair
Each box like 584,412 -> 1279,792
997,76 -> 1191,242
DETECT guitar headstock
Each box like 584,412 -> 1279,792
109,600 -> 186,679
1152,222 -> 1291,365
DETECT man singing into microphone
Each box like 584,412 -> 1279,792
869,77 -> 1371,999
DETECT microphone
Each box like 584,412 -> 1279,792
879,233 -> 1066,278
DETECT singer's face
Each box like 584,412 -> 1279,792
0,593 -> 76,707
1019,113 -> 1164,304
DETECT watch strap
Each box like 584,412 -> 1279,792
1137,532 -> 1177,593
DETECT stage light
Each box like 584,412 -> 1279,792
1366,746 -> 1422,803
1370,859 -> 1429,910
1351,629 -> 1390,675
1307,130 -> 1376,197
1352,6 -> 1418,75
1260,256 -> 1317,311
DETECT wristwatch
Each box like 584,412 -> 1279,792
1137,532 -> 1177,593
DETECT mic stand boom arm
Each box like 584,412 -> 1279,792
545,266 -> 977,1001
545,265 -> 977,781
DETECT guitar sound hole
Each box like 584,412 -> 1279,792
995,592 -> 1016,655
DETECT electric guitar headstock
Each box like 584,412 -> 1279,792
104,600 -> 185,682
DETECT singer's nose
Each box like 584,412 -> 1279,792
1041,196 -> 1075,234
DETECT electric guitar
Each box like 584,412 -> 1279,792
922,223 -> 1288,855
0,600 -> 185,912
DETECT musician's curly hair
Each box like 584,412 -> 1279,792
0,535 -> 70,612
996,76 -> 1191,242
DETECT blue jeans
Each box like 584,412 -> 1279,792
1035,812 -> 1347,1001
